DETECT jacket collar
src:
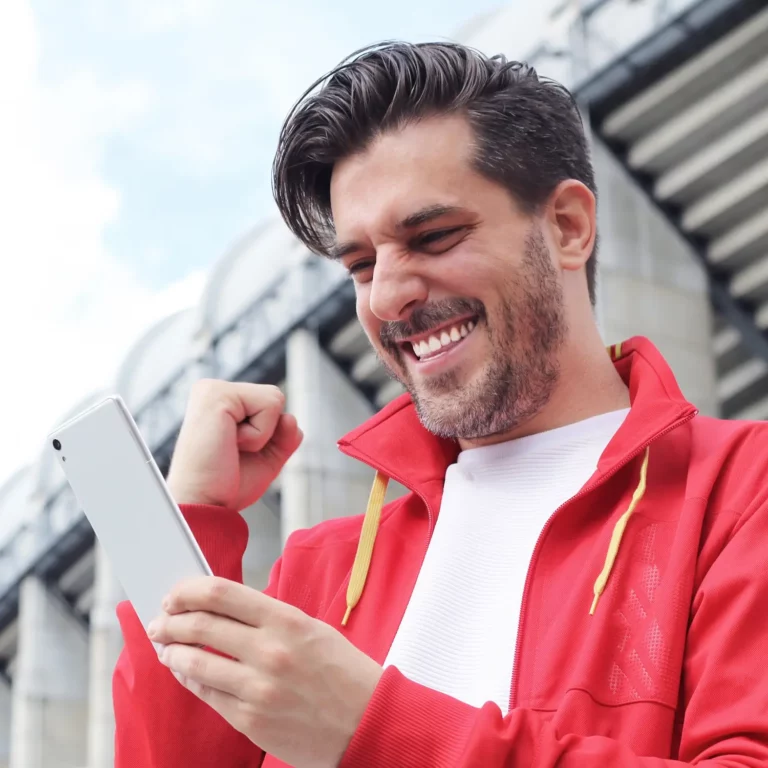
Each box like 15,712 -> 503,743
337,336 -> 698,495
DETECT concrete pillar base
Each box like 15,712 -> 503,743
87,545 -> 125,768
0,680 -> 10,768
10,576 -> 89,768
282,328 -> 376,542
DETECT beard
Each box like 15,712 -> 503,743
377,226 -> 568,440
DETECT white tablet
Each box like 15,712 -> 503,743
49,395 -> 212,635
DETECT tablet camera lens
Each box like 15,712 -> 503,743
52,439 -> 62,451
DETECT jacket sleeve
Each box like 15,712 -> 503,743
113,504 -> 281,768
340,497 -> 768,768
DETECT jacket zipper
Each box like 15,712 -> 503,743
508,409 -> 697,711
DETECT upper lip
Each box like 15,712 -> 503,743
397,314 -> 478,346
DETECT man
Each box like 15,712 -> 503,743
114,42 -> 768,767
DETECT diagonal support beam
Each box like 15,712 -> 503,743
589,127 -> 768,366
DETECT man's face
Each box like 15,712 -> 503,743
329,114 -> 568,441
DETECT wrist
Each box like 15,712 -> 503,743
167,479 -> 226,509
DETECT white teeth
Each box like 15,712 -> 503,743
411,320 -> 477,359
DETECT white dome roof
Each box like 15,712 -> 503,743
197,215 -> 309,340
115,308 -> 198,412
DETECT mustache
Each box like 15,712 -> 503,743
380,298 -> 485,350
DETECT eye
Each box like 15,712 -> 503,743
412,226 -> 469,253
346,259 -> 374,282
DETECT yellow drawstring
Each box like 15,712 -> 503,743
342,408 -> 646,624
605,342 -> 623,360
590,446 -> 650,615
342,471 -> 389,626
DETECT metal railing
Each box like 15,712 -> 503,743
571,0 -> 699,83
0,255 -> 349,599
526,0 -> 700,88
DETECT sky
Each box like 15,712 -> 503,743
0,0 -> 550,494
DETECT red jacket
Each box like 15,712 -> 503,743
114,336 -> 768,767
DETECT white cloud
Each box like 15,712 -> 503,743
0,0 -> 203,490
117,0 -> 356,177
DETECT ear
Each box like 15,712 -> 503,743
544,180 -> 597,274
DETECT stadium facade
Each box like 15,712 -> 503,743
0,0 -> 766,764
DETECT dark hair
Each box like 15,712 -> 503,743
272,41 -> 599,304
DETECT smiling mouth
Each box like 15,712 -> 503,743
401,317 -> 478,362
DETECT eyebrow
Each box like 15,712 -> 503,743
397,204 -> 464,230
329,204 -> 466,261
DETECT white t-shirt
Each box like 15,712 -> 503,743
383,409 -> 630,713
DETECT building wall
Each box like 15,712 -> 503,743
593,139 -> 719,416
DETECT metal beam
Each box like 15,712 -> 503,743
595,129 -> 768,365
572,0 -> 768,367
577,0 -> 766,122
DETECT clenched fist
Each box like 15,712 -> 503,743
167,380 -> 303,511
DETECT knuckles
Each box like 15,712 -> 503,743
264,385 -> 285,406
190,379 -> 285,411
242,678 -> 282,713
203,577 -> 230,604
262,644 -> 293,677
189,611 -> 214,637
190,378 -> 223,401
185,649 -> 209,679
280,606 -> 309,635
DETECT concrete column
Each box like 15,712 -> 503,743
0,680 -> 11,768
592,138 -> 719,416
10,576 -> 89,768
241,500 -> 282,590
282,328 -> 376,542
87,544 -> 124,768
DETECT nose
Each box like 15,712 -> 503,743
367,251 -> 429,322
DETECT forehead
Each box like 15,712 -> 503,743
330,114 -> 487,236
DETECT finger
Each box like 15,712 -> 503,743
148,610 -> 253,660
227,382 -> 285,424
160,643 -> 252,701
235,394 -> 285,453
171,671 -> 258,743
259,413 -> 303,467
238,414 -> 303,496
164,576 -> 288,628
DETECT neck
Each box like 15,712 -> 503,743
458,334 -> 630,451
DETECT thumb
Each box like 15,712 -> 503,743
236,414 -> 304,510
258,413 -> 304,472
